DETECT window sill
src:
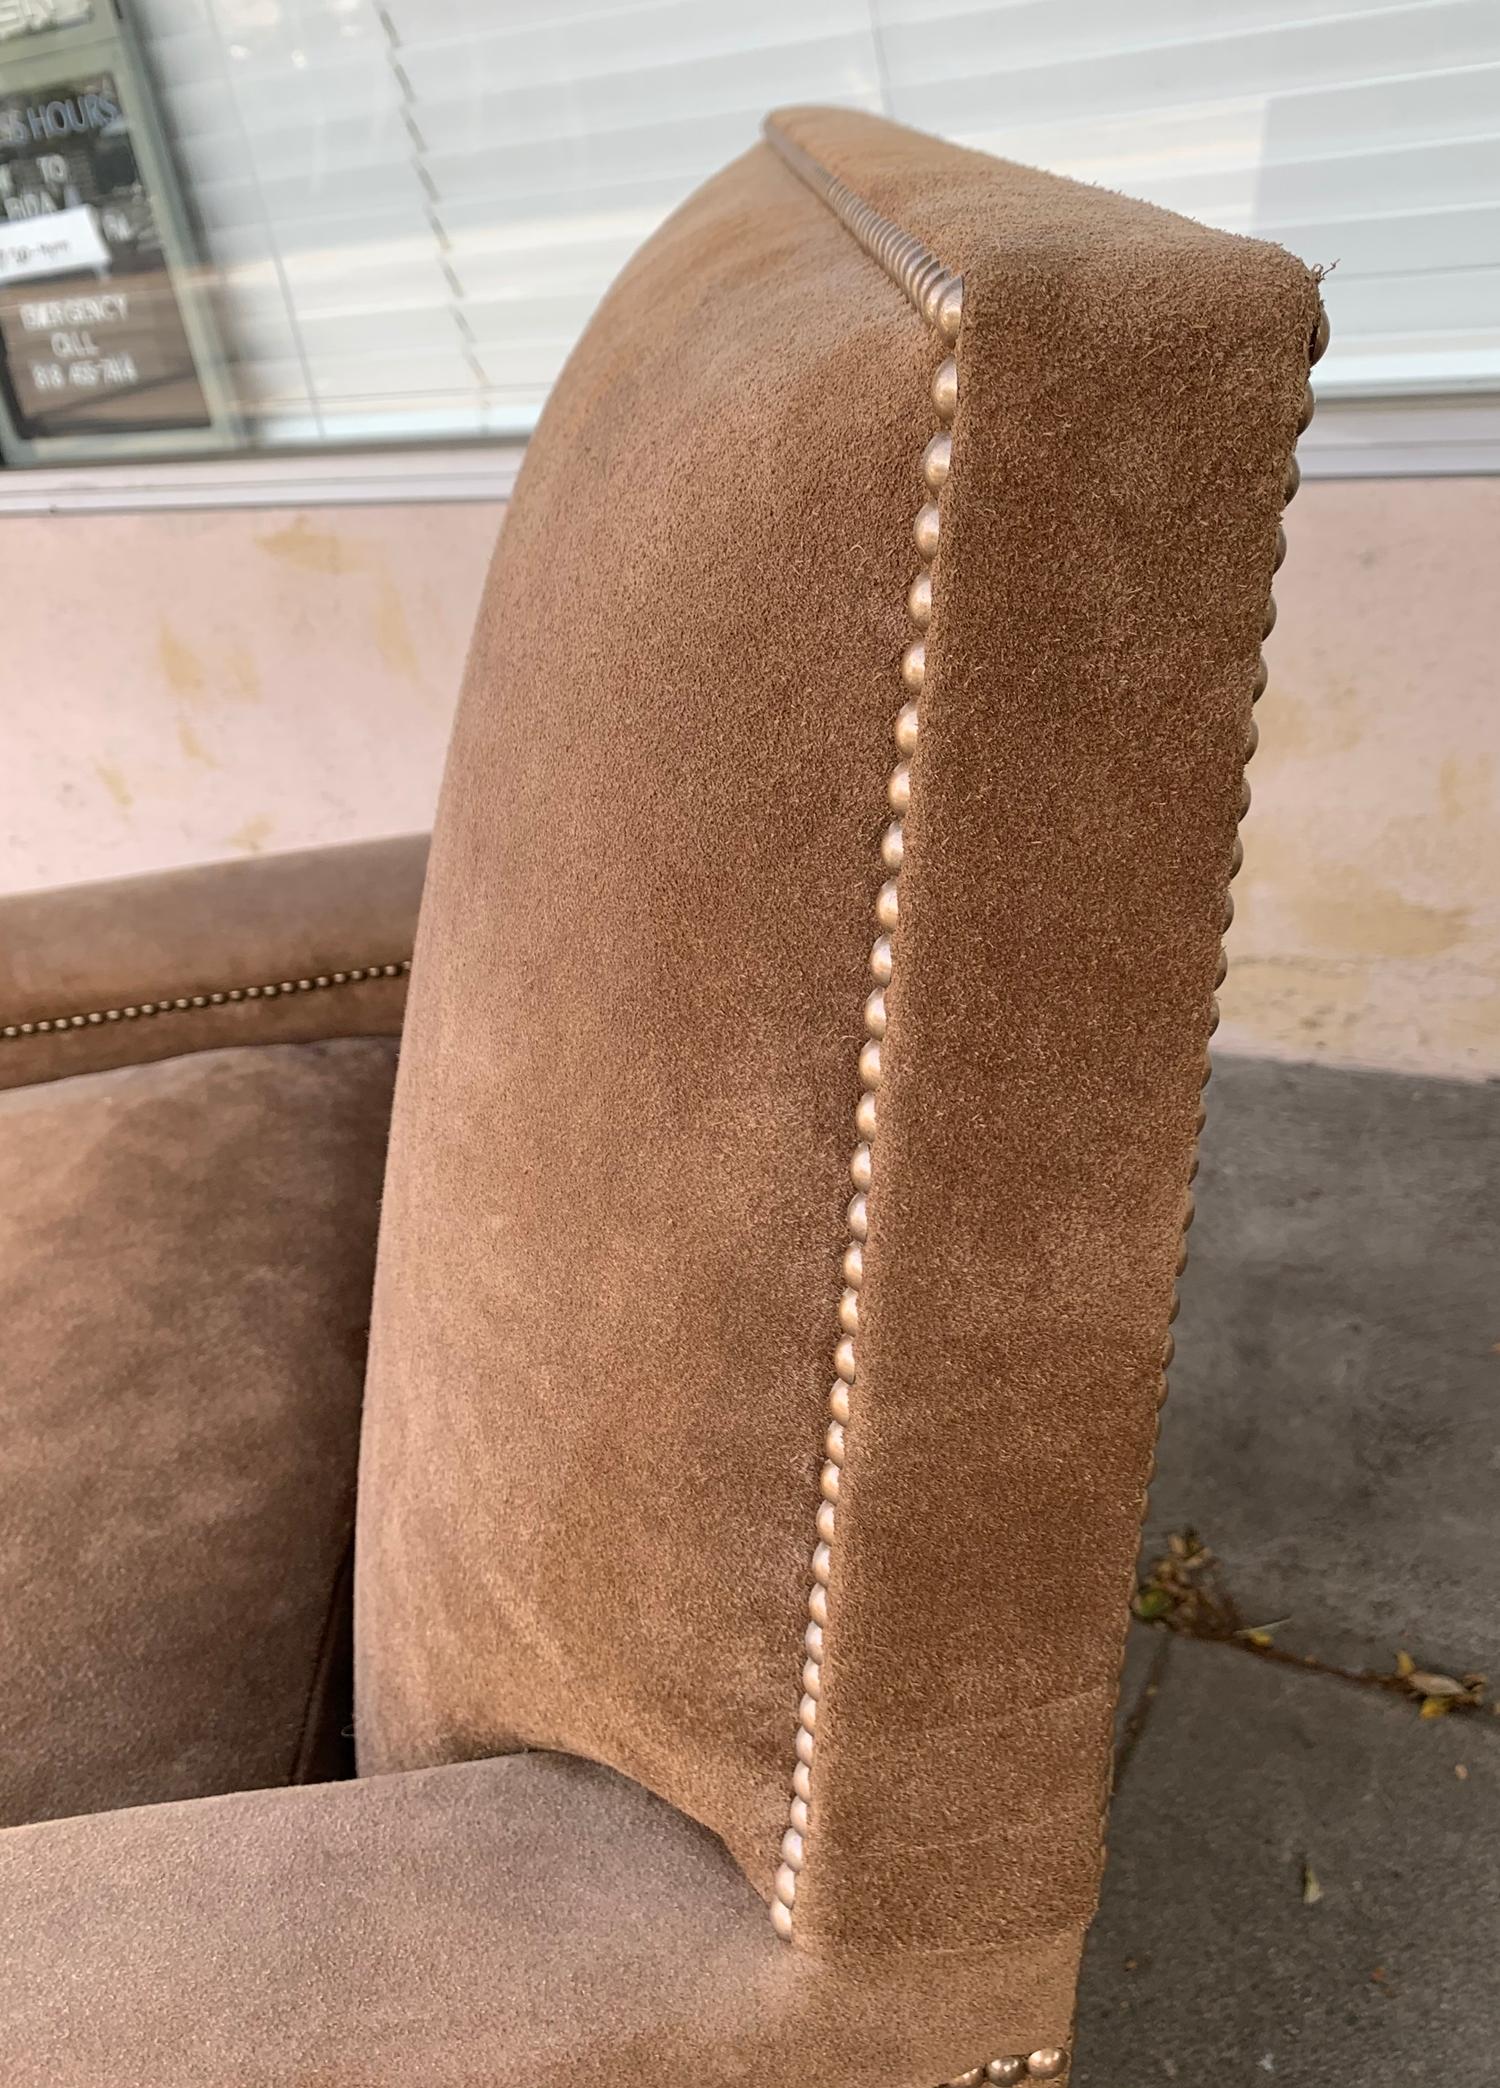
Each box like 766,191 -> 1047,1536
0,396 -> 1496,517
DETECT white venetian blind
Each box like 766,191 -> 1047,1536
133,0 -> 1500,448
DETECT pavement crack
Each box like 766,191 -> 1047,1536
1132,1528 -> 1497,1733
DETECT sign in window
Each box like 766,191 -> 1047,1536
0,71 -> 211,439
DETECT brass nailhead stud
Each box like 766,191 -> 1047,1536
1027,2053 -> 1069,2080
932,356 -> 958,420
923,432 -> 952,490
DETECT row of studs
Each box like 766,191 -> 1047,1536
1158,304 -> 1328,1401
757,123 -> 1313,2088
942,2053 -> 1068,2085
943,308 -> 1324,2088
763,117 -> 963,341
0,959 -> 412,1040
770,335 -> 960,1944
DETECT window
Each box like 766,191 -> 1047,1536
1,0 -> 1496,473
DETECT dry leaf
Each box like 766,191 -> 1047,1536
1409,1671 -> 1468,1697
1420,1696 -> 1452,1719
1395,1650 -> 1416,1679
1302,1863 -> 1323,1906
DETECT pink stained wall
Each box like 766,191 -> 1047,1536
1,477 -> 1496,1082
1,502 -> 500,889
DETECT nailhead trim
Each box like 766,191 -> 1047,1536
764,117 -> 964,339
766,129 -> 965,1950
761,137 -> 1324,2088
0,958 -> 412,1041
1157,300 -> 1327,1410
941,2053 -> 1071,2085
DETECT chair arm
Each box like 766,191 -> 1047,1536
0,1751 -> 1080,2087
0,834 -> 427,1091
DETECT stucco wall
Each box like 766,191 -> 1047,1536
1223,478 -> 1499,1083
2,477 -> 1495,1081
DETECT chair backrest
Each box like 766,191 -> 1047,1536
355,105 -> 1319,1962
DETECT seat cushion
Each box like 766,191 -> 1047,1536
0,1749 -> 1079,2086
0,1037 -> 396,1828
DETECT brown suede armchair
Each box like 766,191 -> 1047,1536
0,110 -> 1323,2087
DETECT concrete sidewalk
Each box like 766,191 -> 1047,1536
1075,1054 -> 1499,2087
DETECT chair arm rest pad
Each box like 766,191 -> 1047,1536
0,833 -> 427,1090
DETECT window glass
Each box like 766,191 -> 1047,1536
0,0 -> 1495,467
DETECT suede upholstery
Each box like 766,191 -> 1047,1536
357,98 -> 1317,1990
0,1037 -> 397,1826
0,1752 -> 1080,2087
0,106 -> 1322,2086
0,832 -> 425,1091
